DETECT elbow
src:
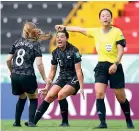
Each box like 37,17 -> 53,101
76,70 -> 83,77
37,61 -> 43,67
6,59 -> 11,64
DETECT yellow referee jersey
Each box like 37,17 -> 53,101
86,26 -> 125,63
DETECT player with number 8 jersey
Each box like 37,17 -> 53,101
6,22 -> 51,127
11,38 -> 41,75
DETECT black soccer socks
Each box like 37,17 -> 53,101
96,99 -> 106,124
120,99 -> 131,121
58,99 -> 69,124
29,99 -> 38,123
120,99 -> 134,128
15,97 -> 27,125
34,100 -> 50,125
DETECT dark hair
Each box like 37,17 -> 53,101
99,8 -> 113,18
56,29 -> 69,39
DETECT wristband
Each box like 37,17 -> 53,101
115,62 -> 119,66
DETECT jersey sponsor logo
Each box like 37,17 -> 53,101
105,44 -> 112,52
97,111 -> 102,114
67,56 -> 71,59
71,78 -> 78,84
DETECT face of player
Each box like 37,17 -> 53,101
99,10 -> 112,26
56,32 -> 67,48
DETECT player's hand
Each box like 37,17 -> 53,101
80,89 -> 85,100
109,63 -> 117,74
40,87 -> 49,99
55,25 -> 65,31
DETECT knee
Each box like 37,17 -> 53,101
116,95 -> 126,103
44,94 -> 56,103
95,92 -> 105,99
58,92 -> 66,100
19,93 -> 27,99
27,93 -> 38,99
27,89 -> 38,99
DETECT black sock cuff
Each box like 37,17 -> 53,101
29,98 -> 38,100
37,100 -> 50,111
58,99 -> 68,103
59,99 -> 68,106
19,97 -> 27,102
40,100 -> 50,108
97,99 -> 104,102
42,100 -> 50,105
120,99 -> 129,105
58,99 -> 68,110
29,98 -> 38,103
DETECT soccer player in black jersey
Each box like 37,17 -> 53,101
33,29 -> 84,127
6,22 -> 51,127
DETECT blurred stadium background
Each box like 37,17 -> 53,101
1,1 -> 139,130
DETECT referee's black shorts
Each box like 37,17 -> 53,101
54,76 -> 80,95
94,62 -> 125,89
11,73 -> 38,95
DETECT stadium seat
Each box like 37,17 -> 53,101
1,1 -> 76,53
1,2 -> 74,17
114,16 -> 139,30
113,1 -> 139,54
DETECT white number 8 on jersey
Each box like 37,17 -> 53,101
16,49 -> 25,66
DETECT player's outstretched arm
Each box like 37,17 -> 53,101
39,65 -> 57,98
55,25 -> 87,35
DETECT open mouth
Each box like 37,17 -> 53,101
58,41 -> 62,45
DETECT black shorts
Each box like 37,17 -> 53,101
94,62 -> 125,89
54,76 -> 80,95
11,74 -> 38,95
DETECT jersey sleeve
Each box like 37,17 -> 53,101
116,29 -> 126,47
86,28 -> 97,37
73,48 -> 82,64
51,50 -> 58,65
9,40 -> 17,54
9,44 -> 16,54
34,43 -> 42,57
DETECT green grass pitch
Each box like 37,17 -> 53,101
1,120 -> 139,131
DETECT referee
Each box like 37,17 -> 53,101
55,8 -> 134,129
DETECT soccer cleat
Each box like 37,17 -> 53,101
13,122 -> 21,127
59,123 -> 70,127
24,122 -> 37,127
126,120 -> 135,129
94,123 -> 107,129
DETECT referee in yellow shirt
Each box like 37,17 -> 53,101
55,8 -> 134,129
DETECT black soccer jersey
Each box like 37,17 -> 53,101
9,37 -> 42,75
51,42 -> 82,79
